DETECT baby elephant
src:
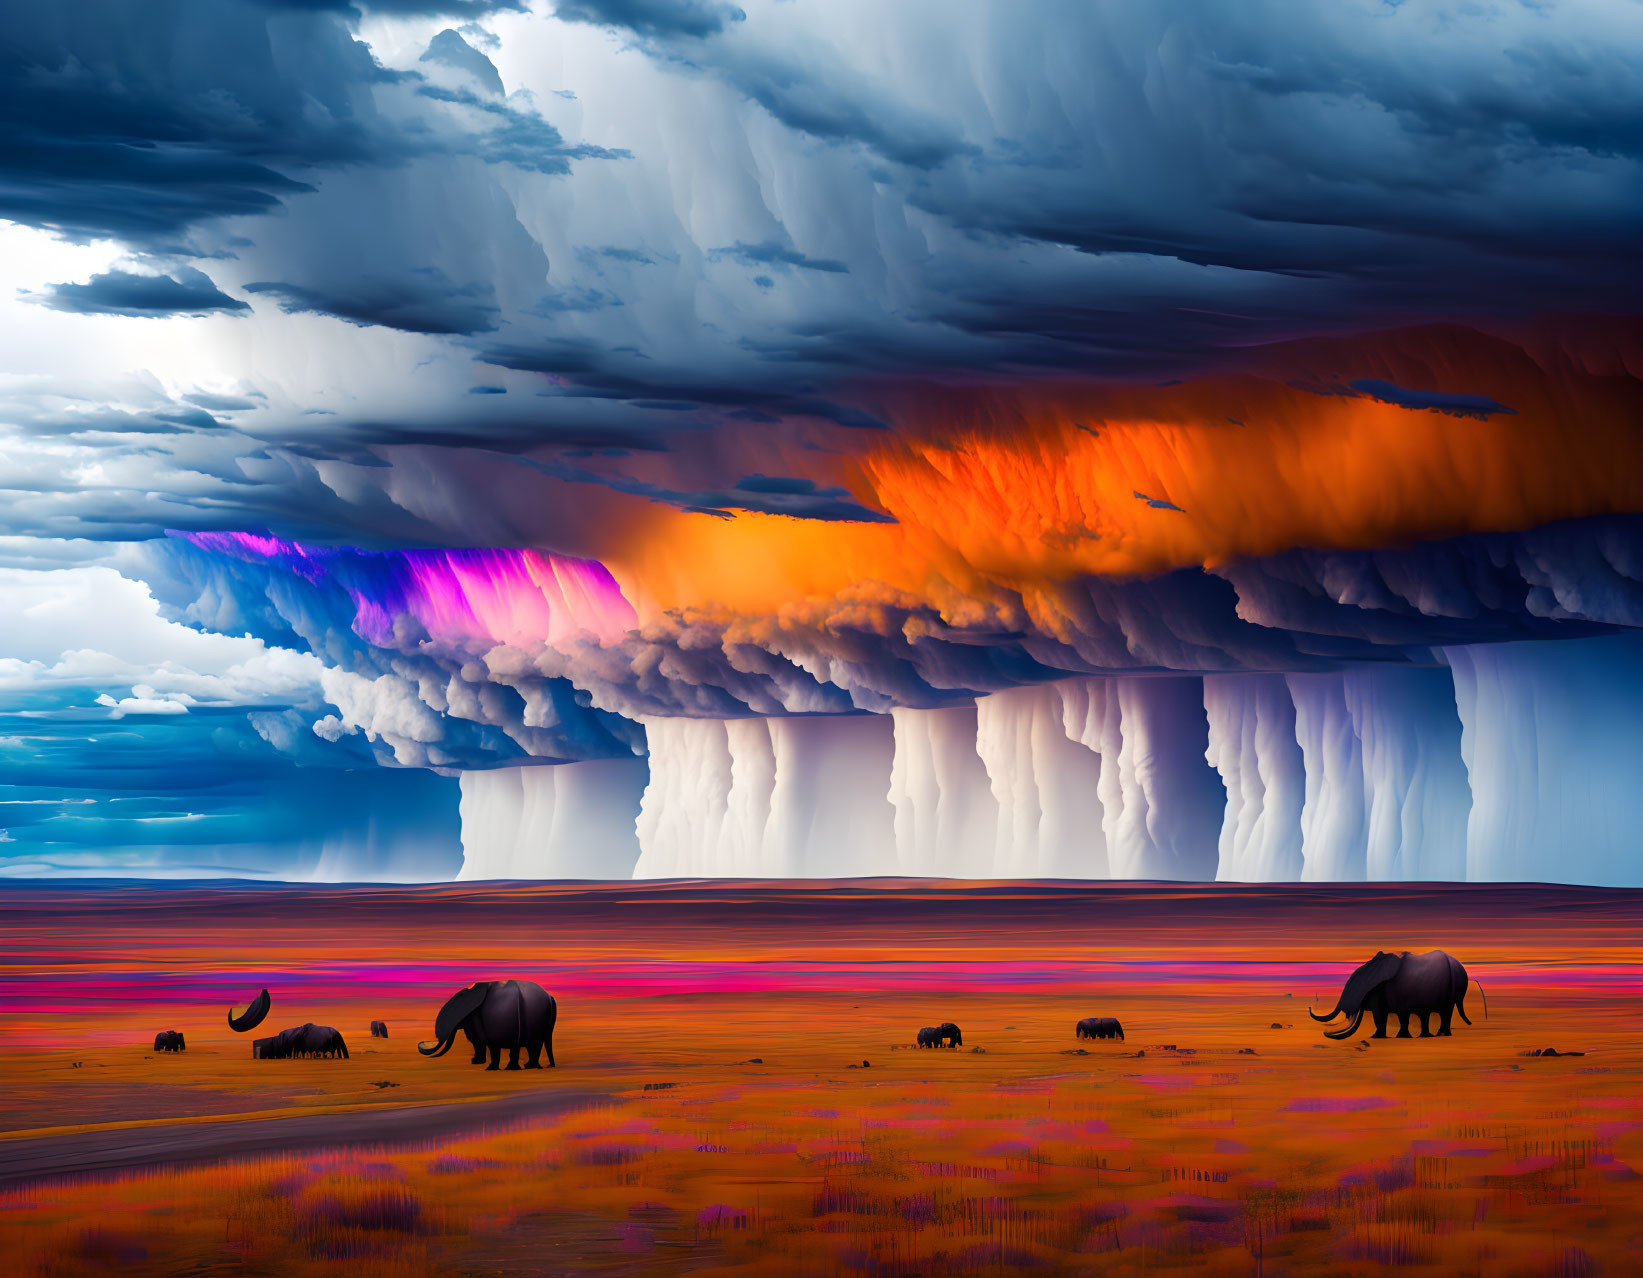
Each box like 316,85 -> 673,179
915,1026 -> 941,1048
1076,1017 -> 1124,1041
370,1020 -> 389,1038
152,1030 -> 187,1052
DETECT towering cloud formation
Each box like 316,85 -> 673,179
0,1 -> 1639,879
453,639 -> 1643,887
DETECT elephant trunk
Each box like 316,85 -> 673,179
1308,1001 -> 1343,1023
418,1035 -> 455,1057
1323,1008 -> 1365,1040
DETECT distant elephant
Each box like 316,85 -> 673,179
418,980 -> 557,1070
915,1026 -> 940,1048
936,1022 -> 962,1048
153,1030 -> 186,1052
1076,1017 -> 1124,1041
1310,950 -> 1483,1040
228,989 -> 272,1033
370,1020 -> 388,1038
254,1023 -> 349,1058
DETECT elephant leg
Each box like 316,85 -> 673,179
1417,1012 -> 1432,1038
1393,1012 -> 1411,1038
524,1041 -> 543,1069
486,1044 -> 502,1071
1372,1011 -> 1390,1038
547,1034 -> 556,1068
505,1045 -> 522,1071
1437,1007 -> 1453,1036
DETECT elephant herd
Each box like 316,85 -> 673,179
147,951 -> 1485,1068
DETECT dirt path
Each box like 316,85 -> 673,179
0,1087 -> 610,1190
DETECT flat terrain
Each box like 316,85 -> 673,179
0,881 -> 1639,1274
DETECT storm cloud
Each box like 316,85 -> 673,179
0,0 -> 1639,875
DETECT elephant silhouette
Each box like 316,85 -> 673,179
418,980 -> 557,1070
1311,950 -> 1484,1039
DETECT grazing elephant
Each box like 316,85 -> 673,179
153,1030 -> 186,1052
370,1020 -> 389,1038
1310,950 -> 1483,1040
936,1022 -> 962,1048
418,980 -> 557,1070
253,1023 -> 349,1058
915,1026 -> 940,1048
227,988 -> 272,1033
1076,1017 -> 1124,1041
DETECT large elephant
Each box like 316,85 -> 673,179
1076,1017 -> 1124,1041
936,1022 -> 962,1048
153,1030 -> 186,1052
370,1020 -> 389,1038
915,1026 -> 940,1048
253,1023 -> 349,1058
1310,950 -> 1482,1040
227,989 -> 271,1033
418,980 -> 557,1070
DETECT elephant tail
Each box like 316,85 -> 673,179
1465,978 -> 1486,1023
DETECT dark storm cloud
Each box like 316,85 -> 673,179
1346,379 -> 1516,420
255,1 -> 523,13
0,2 -> 386,249
512,455 -> 895,522
0,1 -> 620,252
34,268 -> 250,318
554,0 -> 745,40
245,272 -> 501,334
710,240 -> 848,274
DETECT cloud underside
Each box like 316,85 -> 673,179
0,0 -> 1640,874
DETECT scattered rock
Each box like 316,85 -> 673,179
643,1082 -> 676,1091
1270,1022 -> 1284,1029
862,1060 -> 871,1068
742,1058 -> 764,1065
1520,1047 -> 1587,1058
1061,1048 -> 1090,1056
1238,1048 -> 1257,1055
371,1080 -> 400,1089
970,1047 -> 986,1054
1355,1041 -> 1371,1051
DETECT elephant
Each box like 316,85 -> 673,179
936,1022 -> 962,1048
1076,1017 -> 1124,1041
253,1023 -> 349,1058
153,1030 -> 186,1052
418,980 -> 557,1070
915,1026 -> 940,1048
370,1020 -> 389,1038
1310,950 -> 1484,1040
227,988 -> 271,1033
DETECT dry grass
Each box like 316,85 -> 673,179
1,883 -> 1639,1273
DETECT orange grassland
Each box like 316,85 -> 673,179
0,882 -> 1639,1276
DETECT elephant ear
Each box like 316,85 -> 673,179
228,988 -> 271,1033
1338,951 -> 1404,1014
435,982 -> 493,1042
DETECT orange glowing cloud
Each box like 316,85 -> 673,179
607,321 -> 1643,627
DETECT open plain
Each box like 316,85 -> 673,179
1,881 -> 1639,1275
